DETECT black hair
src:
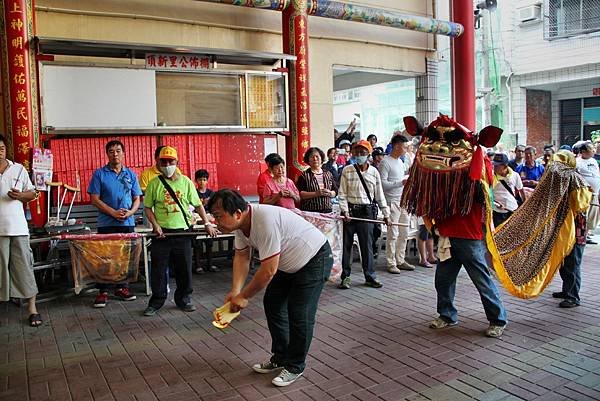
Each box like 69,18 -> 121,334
327,147 -> 337,156
266,154 -> 285,168
206,188 -> 249,215
303,147 -> 325,164
154,145 -> 166,159
195,169 -> 209,180
0,134 -> 6,145
367,134 -> 377,141
105,140 -> 125,153
524,146 -> 536,154
264,153 -> 281,164
390,135 -> 409,145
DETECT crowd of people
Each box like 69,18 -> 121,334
1,125 -> 599,387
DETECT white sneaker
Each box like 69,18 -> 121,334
252,360 -> 282,374
272,369 -> 303,387
429,317 -> 458,329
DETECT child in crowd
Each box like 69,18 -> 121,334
194,169 -> 218,274
195,169 -> 214,206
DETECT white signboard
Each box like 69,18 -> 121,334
145,53 -> 211,71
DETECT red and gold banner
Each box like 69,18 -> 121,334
1,0 -> 38,169
283,0 -> 309,180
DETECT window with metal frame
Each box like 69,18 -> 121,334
544,0 -> 600,40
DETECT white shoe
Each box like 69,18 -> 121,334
272,369 -> 303,387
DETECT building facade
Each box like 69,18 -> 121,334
499,0 -> 600,150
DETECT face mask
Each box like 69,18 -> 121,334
338,149 -> 346,155
160,165 -> 177,178
356,155 -> 368,165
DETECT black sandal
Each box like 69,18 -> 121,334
28,313 -> 43,327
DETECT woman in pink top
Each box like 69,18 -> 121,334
262,154 -> 300,209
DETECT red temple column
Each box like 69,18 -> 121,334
451,0 -> 476,131
1,0 -> 44,225
282,0 -> 309,180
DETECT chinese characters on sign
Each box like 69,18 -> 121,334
293,14 -> 310,159
145,53 -> 211,71
5,0 -> 34,162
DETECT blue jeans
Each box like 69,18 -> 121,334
559,243 -> 585,303
434,238 -> 507,326
264,242 -> 333,374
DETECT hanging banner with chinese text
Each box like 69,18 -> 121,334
145,53 -> 212,71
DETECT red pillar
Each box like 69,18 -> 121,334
1,0 -> 44,226
451,0 -> 476,131
282,0 -> 309,180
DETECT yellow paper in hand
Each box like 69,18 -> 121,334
212,302 -> 240,329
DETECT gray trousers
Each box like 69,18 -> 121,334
0,236 -> 38,301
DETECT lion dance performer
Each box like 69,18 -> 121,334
401,115 -> 592,338
400,115 -> 507,338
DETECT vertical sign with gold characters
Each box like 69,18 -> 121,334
1,0 -> 37,170
283,0 -> 309,180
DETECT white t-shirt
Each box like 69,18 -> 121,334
0,161 -> 35,236
378,155 -> 407,204
233,204 -> 327,273
576,157 -> 600,194
493,171 -> 523,213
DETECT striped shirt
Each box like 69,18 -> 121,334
338,164 -> 389,218
297,169 -> 336,212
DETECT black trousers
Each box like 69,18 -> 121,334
342,205 -> 377,282
264,242 -> 333,374
148,233 -> 193,309
96,226 -> 134,291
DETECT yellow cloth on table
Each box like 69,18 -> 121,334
212,302 -> 240,329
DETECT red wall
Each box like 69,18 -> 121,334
49,133 -> 276,204
526,89 -> 552,152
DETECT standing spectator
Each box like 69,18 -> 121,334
491,153 -> 525,228
540,144 -> 555,167
257,153 -> 279,203
417,219 -> 436,268
370,146 -> 387,257
262,155 -> 300,209
194,169 -> 214,206
508,144 -> 525,170
576,142 -> 600,244
367,134 -> 378,149
336,140 -> 352,166
371,147 -> 386,169
194,168 -> 218,274
208,190 -> 333,387
338,140 -> 390,289
88,140 -> 142,308
592,131 -> 600,165
142,146 -> 217,316
334,118 -> 357,148
516,146 -> 545,188
0,135 -> 42,326
297,147 -> 336,213
139,145 -> 180,192
378,135 -> 415,273
322,147 -> 342,186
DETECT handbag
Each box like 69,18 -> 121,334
158,175 -> 192,230
353,164 -> 379,219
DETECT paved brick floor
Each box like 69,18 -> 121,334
1,244 -> 600,401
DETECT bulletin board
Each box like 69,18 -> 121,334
40,65 -> 157,129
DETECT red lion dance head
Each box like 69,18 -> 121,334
400,115 -> 503,221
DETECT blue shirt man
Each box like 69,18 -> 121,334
88,143 -> 142,228
87,140 -> 142,308
516,146 -> 545,188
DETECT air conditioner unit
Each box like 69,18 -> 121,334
518,4 -> 542,23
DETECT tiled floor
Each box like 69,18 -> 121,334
1,244 -> 600,401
